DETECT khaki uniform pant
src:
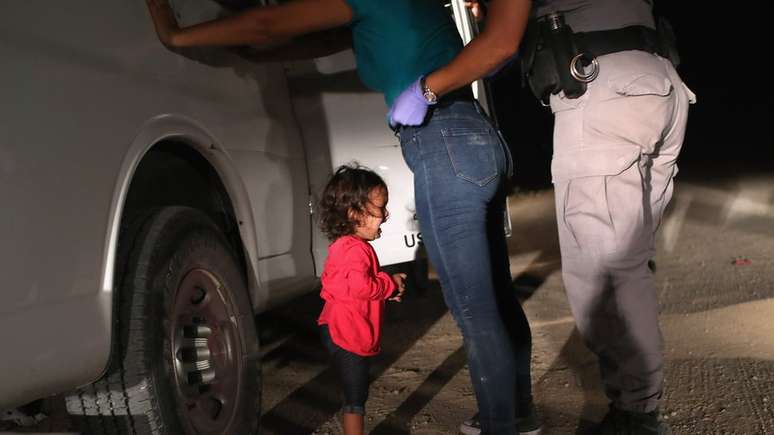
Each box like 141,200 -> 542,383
550,50 -> 696,412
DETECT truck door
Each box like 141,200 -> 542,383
284,51 -> 422,273
172,0 -> 318,306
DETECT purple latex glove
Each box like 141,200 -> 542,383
388,78 -> 429,127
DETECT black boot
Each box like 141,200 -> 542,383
597,405 -> 671,435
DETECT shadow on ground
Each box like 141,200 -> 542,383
258,279 -> 457,434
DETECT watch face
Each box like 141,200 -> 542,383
423,90 -> 437,104
420,77 -> 437,104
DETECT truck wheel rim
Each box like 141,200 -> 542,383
170,268 -> 241,434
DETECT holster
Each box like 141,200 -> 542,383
520,13 -> 682,104
520,15 -> 586,103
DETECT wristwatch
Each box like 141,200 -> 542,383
420,77 -> 438,105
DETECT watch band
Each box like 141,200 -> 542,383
420,77 -> 438,105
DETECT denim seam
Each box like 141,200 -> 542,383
417,148 -> 497,424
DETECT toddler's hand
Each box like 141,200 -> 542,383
389,273 -> 407,302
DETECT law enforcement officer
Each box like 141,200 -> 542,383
519,0 -> 695,433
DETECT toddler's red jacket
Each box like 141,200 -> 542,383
317,235 -> 397,356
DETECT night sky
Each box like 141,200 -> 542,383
490,3 -> 773,190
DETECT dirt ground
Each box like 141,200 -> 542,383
256,182 -> 774,435
5,178 -> 774,434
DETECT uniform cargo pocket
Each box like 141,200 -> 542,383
609,73 -> 672,97
552,146 -> 640,183
441,127 -> 498,186
554,146 -> 642,255
587,72 -> 676,154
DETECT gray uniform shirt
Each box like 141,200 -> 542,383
534,0 -> 656,32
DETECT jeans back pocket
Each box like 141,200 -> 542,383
441,126 -> 498,186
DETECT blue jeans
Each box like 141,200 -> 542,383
398,101 -> 533,435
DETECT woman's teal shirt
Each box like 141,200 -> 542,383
344,0 -> 463,107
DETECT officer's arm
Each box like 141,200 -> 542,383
424,0 -> 530,96
145,0 -> 353,48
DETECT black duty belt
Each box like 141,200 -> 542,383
573,25 -> 665,59
520,15 -> 679,103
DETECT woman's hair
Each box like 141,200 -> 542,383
318,164 -> 387,241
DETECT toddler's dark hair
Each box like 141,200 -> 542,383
319,164 -> 387,241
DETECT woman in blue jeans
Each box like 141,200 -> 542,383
146,0 -> 533,433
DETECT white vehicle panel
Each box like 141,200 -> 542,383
0,1 -> 316,408
0,0 -> 484,412
286,51 -> 423,271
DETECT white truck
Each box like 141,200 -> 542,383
0,1 -> 486,433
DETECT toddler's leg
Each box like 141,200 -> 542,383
320,325 -> 370,435
342,413 -> 364,435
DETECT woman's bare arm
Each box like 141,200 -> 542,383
425,0 -> 530,96
145,0 -> 353,48
236,27 -> 353,62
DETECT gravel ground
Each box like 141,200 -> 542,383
259,181 -> 774,435
6,176 -> 774,434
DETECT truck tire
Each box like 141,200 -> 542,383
66,206 -> 260,435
